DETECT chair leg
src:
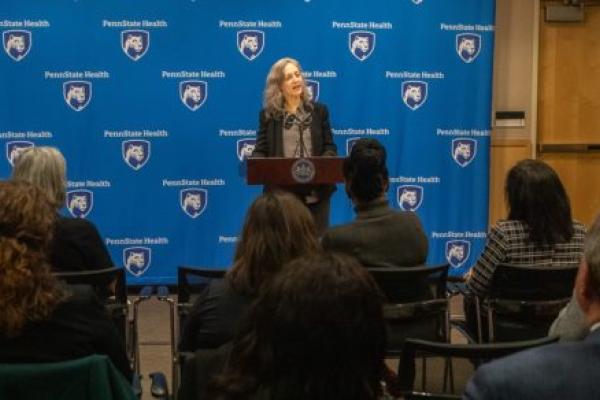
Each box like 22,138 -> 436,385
421,356 -> 427,391
487,307 -> 495,342
475,296 -> 483,343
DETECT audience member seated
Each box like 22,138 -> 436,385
0,181 -> 132,381
204,252 -> 386,400
12,146 -> 113,272
322,138 -> 428,267
464,159 -> 585,338
464,215 -> 600,399
178,191 -> 320,352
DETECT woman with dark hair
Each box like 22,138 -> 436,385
465,159 -> 586,338
322,138 -> 428,268
205,252 -> 386,400
0,181 -> 131,381
251,57 -> 337,235
467,159 -> 585,296
179,191 -> 320,351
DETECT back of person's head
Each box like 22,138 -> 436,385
12,146 -> 67,209
227,191 -> 320,296
343,138 -> 389,203
0,180 -> 63,337
505,159 -> 573,247
210,252 -> 386,400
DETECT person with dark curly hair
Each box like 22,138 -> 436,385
0,181 -> 131,381
204,252 -> 386,400
322,138 -> 428,268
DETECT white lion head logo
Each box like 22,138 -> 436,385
402,81 -> 428,110
239,143 -> 255,160
445,240 -> 471,269
179,80 -> 207,111
6,141 -> 34,167
237,30 -> 264,61
397,185 -> 423,211
180,188 -> 208,218
456,33 -> 481,63
123,247 -> 151,277
3,30 -> 31,61
349,31 -> 375,61
69,195 -> 88,213
121,30 -> 149,61
452,139 -> 477,167
66,190 -> 93,218
64,81 -> 92,111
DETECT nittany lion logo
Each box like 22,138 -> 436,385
397,185 -> 424,212
452,138 -> 477,168
6,141 -> 34,167
63,81 -> 92,111
121,30 -> 149,61
122,140 -> 150,170
66,190 -> 93,219
237,139 -> 256,162
412,0 -> 424,4
179,80 -> 207,111
3,30 -> 31,62
402,81 -> 428,111
349,31 -> 375,61
123,247 -> 151,277
346,137 -> 361,156
445,240 -> 471,269
305,80 -> 320,102
180,188 -> 208,218
456,33 -> 481,63
237,30 -> 264,61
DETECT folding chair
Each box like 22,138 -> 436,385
396,336 -> 558,397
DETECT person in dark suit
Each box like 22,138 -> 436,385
322,138 -> 428,268
464,215 -> 600,400
12,146 -> 113,273
0,181 -> 131,381
178,191 -> 320,352
252,57 -> 337,235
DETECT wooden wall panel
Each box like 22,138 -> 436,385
489,140 -> 531,225
540,153 -> 600,227
538,6 -> 600,144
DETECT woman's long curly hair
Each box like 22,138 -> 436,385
0,181 -> 63,337
263,57 -> 312,119
209,253 -> 387,400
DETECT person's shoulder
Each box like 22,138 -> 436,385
53,284 -> 103,316
57,215 -> 97,231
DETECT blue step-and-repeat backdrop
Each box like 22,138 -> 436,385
0,0 -> 495,284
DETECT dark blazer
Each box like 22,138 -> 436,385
0,285 -> 132,381
464,328 -> 600,399
179,279 -> 252,352
252,102 -> 337,157
322,199 -> 428,268
50,216 -> 113,272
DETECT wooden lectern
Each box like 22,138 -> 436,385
246,157 -> 345,189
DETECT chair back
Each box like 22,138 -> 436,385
489,263 -> 578,300
369,263 -> 449,303
396,336 -> 558,395
485,263 -> 578,341
0,355 -> 136,399
54,266 -> 126,303
177,266 -> 227,304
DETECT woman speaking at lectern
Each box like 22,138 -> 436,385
252,57 -> 337,234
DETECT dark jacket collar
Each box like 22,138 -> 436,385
354,198 -> 392,220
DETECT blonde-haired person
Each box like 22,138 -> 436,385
252,57 -> 337,235
179,191 -> 321,352
0,181 -> 131,381
12,146 -> 113,273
